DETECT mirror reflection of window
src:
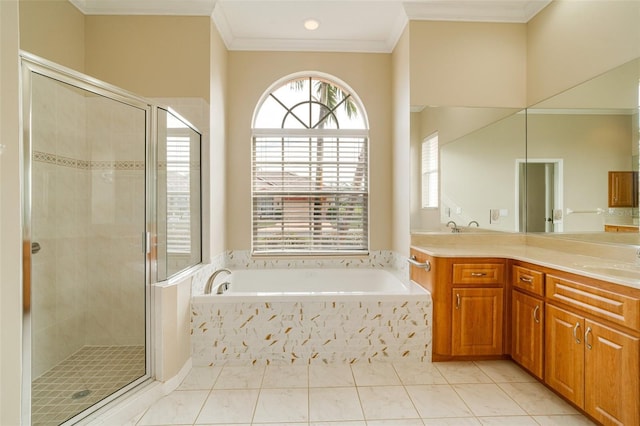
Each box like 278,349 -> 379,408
166,116 -> 191,255
422,132 -> 439,209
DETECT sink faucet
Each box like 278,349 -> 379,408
446,221 -> 460,233
204,268 -> 231,294
468,220 -> 479,227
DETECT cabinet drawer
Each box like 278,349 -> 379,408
546,274 -> 640,329
452,263 -> 504,285
513,265 -> 544,296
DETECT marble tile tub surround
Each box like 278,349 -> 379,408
190,251 -> 427,366
191,296 -> 432,366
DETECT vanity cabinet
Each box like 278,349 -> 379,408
511,264 -> 545,379
451,263 -> 504,356
410,244 -> 640,424
512,291 -> 544,379
608,171 -> 638,207
408,250 -> 506,360
545,274 -> 640,425
452,287 -> 504,356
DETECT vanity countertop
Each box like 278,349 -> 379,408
410,233 -> 640,290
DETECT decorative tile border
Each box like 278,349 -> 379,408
33,150 -> 144,171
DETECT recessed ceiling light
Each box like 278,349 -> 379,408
304,19 -> 320,31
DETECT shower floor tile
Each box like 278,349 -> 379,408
31,345 -> 145,426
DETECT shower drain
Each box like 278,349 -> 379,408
71,389 -> 91,400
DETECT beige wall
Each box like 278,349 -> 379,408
208,22 -> 228,259
19,0 -> 85,72
85,16 -> 210,101
392,27 -> 411,254
409,20 -> 527,108
527,0 -> 640,105
1,1 -> 23,424
19,2 -> 210,101
226,51 -> 393,251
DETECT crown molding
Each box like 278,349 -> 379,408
404,0 -> 551,24
69,0 -> 216,15
69,0 -> 551,52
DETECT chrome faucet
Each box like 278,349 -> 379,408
468,220 -> 480,227
446,221 -> 460,233
204,268 -> 231,294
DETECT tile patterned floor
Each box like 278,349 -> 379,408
32,346 -> 145,426
131,360 -> 596,426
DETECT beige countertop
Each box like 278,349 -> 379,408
410,233 -> 640,290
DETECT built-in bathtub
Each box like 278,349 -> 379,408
191,267 -> 432,365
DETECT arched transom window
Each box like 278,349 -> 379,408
252,75 -> 369,255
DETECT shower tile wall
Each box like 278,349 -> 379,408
31,75 -> 90,377
84,96 -> 146,347
31,75 -> 146,379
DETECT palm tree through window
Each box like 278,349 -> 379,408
252,75 -> 369,255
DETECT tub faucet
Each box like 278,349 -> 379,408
468,220 -> 480,227
204,268 -> 231,294
446,221 -> 460,233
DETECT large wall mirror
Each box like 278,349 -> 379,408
527,57 -> 639,243
411,107 -> 526,233
410,57 -> 640,245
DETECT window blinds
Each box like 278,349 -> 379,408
252,134 -> 368,254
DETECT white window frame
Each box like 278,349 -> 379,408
251,74 -> 370,256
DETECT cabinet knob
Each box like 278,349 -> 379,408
455,293 -> 461,310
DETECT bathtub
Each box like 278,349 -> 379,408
193,268 -> 425,299
191,267 -> 432,365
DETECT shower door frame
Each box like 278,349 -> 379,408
20,51 -> 156,425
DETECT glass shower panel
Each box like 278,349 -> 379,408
29,72 -> 147,425
157,108 -> 202,280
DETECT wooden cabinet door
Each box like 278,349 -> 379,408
512,290 -> 544,379
609,171 -> 638,207
452,288 -> 504,356
545,304 -> 585,408
584,320 -> 640,426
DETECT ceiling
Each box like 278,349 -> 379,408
69,0 -> 552,53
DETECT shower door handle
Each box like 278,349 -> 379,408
31,242 -> 41,254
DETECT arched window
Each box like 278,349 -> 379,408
252,74 -> 369,255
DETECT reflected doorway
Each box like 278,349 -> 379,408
517,159 -> 564,232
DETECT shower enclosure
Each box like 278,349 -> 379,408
21,54 -> 156,425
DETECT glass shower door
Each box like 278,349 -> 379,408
24,64 -> 150,425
